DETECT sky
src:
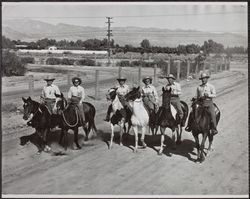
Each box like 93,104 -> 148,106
2,2 -> 248,34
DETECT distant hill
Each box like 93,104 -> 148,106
2,19 -> 247,47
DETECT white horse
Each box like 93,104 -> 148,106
106,88 -> 131,149
125,87 -> 149,153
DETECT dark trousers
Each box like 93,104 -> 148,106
170,97 -> 184,119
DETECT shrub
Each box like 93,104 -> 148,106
131,60 -> 141,67
46,57 -> 61,65
117,60 -> 130,67
61,58 -> 75,65
77,58 -> 95,66
2,50 -> 26,76
21,57 -> 35,64
2,103 -> 18,112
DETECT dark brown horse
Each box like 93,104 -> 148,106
189,98 -> 220,162
156,87 -> 189,155
55,93 -> 97,150
22,97 -> 56,153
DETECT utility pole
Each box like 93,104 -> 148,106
106,17 -> 113,66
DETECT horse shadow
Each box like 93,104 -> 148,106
19,128 -> 91,152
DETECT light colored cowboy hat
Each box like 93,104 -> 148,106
165,74 -> 176,80
199,72 -> 210,80
44,75 -> 55,81
142,76 -> 152,83
72,77 -> 82,85
117,76 -> 127,81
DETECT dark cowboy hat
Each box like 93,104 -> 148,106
72,77 -> 82,85
44,75 -> 55,81
199,72 -> 210,80
117,76 -> 127,81
164,74 -> 176,80
142,76 -> 152,84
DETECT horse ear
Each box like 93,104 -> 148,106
162,87 -> 165,92
61,92 -> 64,97
137,86 -> 140,90
22,97 -> 27,103
27,96 -> 31,101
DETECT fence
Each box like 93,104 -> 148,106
25,56 -> 230,100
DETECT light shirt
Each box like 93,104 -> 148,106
197,82 -> 216,98
68,85 -> 85,103
166,82 -> 181,95
116,84 -> 130,96
142,84 -> 159,103
41,84 -> 60,99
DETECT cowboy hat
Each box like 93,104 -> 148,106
165,74 -> 176,80
117,76 -> 127,81
72,77 -> 82,85
44,75 -> 55,81
142,76 -> 152,83
199,72 -> 210,80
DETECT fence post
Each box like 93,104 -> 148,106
176,60 -> 180,81
67,73 -> 71,89
167,58 -> 171,75
203,60 -> 206,72
138,64 -> 142,86
186,60 -> 190,79
28,75 -> 34,97
118,66 -> 122,78
153,64 -> 158,86
195,62 -> 199,78
227,57 -> 230,70
95,70 -> 100,100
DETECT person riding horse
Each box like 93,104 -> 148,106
104,77 -> 130,122
163,74 -> 185,126
68,77 -> 86,126
185,72 -> 218,135
40,76 -> 61,114
141,76 -> 159,114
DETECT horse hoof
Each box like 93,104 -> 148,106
36,151 -> 41,155
158,151 -> 162,155
133,149 -> 138,153
119,143 -> 123,146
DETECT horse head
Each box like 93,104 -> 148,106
22,97 -> 38,120
125,86 -> 141,102
55,93 -> 67,114
106,88 -> 118,101
161,86 -> 172,107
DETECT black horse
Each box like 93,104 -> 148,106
189,98 -> 220,162
55,93 -> 97,150
22,97 -> 57,153
156,87 -> 189,155
105,88 -> 132,149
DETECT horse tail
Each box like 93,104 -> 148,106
181,101 -> 189,123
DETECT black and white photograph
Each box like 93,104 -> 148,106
1,1 -> 248,198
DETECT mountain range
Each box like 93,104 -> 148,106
2,19 -> 248,48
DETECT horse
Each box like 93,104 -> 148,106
189,97 -> 220,162
22,97 -> 57,153
125,87 -> 149,153
156,87 -> 189,155
55,93 -> 97,150
105,88 -> 132,149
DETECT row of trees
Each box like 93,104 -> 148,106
2,35 -> 248,55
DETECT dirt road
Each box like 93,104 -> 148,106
2,63 -> 248,196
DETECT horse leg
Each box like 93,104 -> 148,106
62,128 -> 68,151
141,126 -> 147,148
74,127 -> 81,149
200,132 -> 208,162
176,125 -> 182,145
171,128 -> 177,150
133,126 -> 138,153
83,125 -> 89,141
193,134 -> 201,162
43,128 -> 51,152
119,120 -> 125,146
207,132 -> 214,152
109,123 -> 114,149
158,127 -> 166,155
154,125 -> 159,135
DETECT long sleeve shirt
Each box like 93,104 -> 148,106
165,82 -> 181,96
41,84 -> 60,99
196,83 -> 216,99
141,85 -> 159,103
68,85 -> 85,103
116,84 -> 130,96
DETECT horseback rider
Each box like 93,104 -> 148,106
185,72 -> 218,135
104,77 -> 130,122
163,74 -> 184,126
141,76 -> 159,114
68,77 -> 86,125
40,76 -> 61,114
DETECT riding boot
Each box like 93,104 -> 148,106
210,123 -> 218,135
185,113 -> 193,132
